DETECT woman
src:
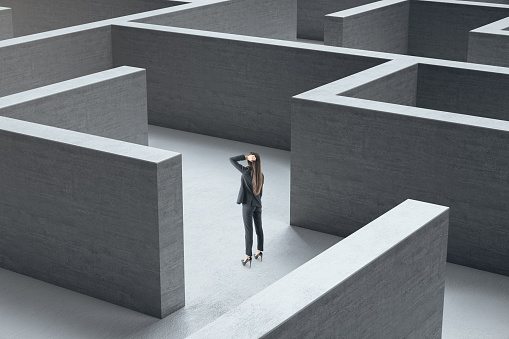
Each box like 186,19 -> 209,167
229,152 -> 264,267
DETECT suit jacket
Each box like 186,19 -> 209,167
230,154 -> 264,206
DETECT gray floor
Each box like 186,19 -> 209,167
0,125 -> 508,338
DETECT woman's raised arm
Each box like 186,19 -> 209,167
229,154 -> 247,173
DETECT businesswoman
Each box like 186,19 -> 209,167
230,152 -> 264,267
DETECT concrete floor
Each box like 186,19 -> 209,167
0,125 -> 508,338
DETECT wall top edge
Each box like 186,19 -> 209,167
326,0 -> 408,18
471,28 -> 509,36
0,23 -> 112,49
133,0 -> 228,23
295,60 -> 416,98
414,0 -> 509,9
294,58 -> 509,100
112,21 -> 394,61
0,116 -> 180,163
113,21 -> 509,74
186,199 -> 448,338
294,94 -> 509,133
0,67 -> 145,107
0,1 -> 211,48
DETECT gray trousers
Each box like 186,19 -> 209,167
242,203 -> 264,256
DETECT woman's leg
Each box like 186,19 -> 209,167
253,206 -> 264,252
242,204 -> 254,257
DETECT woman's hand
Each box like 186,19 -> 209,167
246,154 -> 256,162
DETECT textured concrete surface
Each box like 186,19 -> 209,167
112,22 -> 387,150
0,0 -> 210,103
188,200 -> 449,338
0,6 -> 13,40
0,261 -> 507,339
0,26 -> 112,97
297,0 -> 374,40
0,0 -> 180,37
0,67 -> 148,145
459,0 -> 509,3
0,127 -> 506,338
136,0 -> 297,40
341,62 -> 418,105
468,17 -> 509,67
417,63 -> 509,121
324,0 -> 409,54
291,61 -> 509,276
320,0 -> 509,60
130,126 -> 342,338
0,0 -> 508,336
408,0 -> 509,61
0,117 -> 184,318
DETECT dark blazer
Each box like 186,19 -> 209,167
230,154 -> 264,207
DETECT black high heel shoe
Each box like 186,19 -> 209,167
242,256 -> 252,267
254,251 -> 263,262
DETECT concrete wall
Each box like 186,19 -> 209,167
408,0 -> 509,61
136,0 -> 297,40
416,64 -> 509,121
291,65 -> 509,276
342,62 -> 417,105
460,0 -> 509,3
0,6 -> 13,40
0,116 -> 184,318
0,26 -> 112,97
297,0 -> 374,40
112,23 -> 388,150
187,199 -> 449,338
324,0 -> 409,54
468,18 -> 509,67
0,0 -> 180,37
343,62 -> 509,120
0,67 -> 148,145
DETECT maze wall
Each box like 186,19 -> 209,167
0,67 -> 149,144
291,60 -> 509,276
112,23 -> 386,149
468,16 -> 509,67
0,7 -> 12,39
0,0 -> 182,37
0,116 -> 183,318
0,0 -> 508,324
0,26 -> 112,96
188,200 -> 449,338
135,0 -> 297,40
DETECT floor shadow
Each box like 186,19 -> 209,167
0,268 -> 158,339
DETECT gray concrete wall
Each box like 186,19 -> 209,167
0,67 -> 148,145
112,23 -> 388,150
416,64 -> 509,121
467,18 -> 509,67
460,0 -> 509,3
0,0 -> 180,37
408,0 -> 509,61
0,6 -> 13,40
0,116 -> 184,318
468,31 -> 509,67
136,0 -> 297,40
0,26 -> 112,97
297,0 -> 374,40
291,68 -> 509,276
324,0 -> 409,54
187,199 -> 449,338
342,63 -> 417,105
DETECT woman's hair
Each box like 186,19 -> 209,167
248,151 -> 263,195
